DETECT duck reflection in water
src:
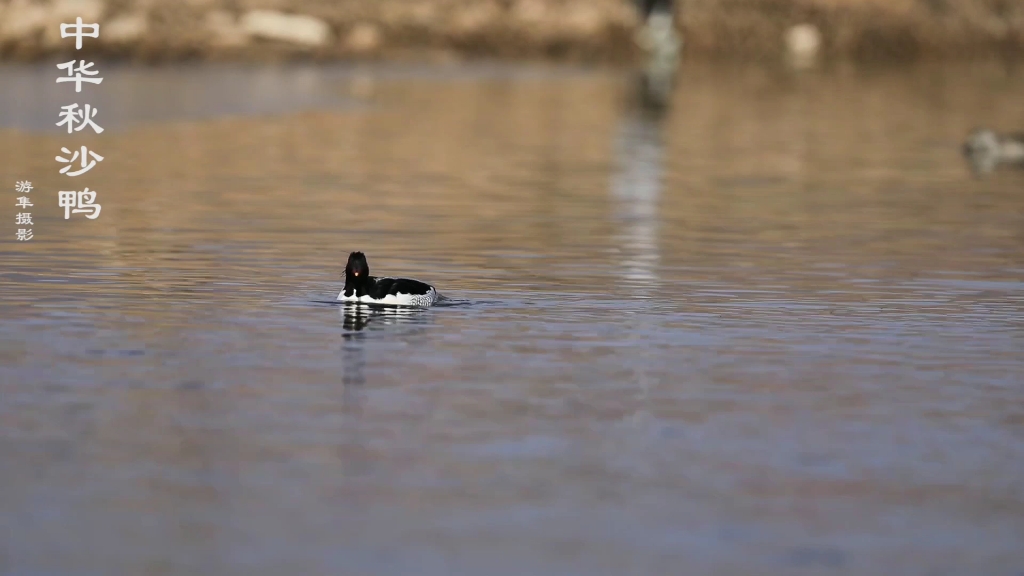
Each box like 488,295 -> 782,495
338,304 -> 430,394
339,302 -> 431,333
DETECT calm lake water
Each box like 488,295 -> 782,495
1,61 -> 1023,576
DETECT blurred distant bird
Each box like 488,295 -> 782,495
634,0 -> 681,109
635,0 -> 680,67
962,128 -> 1024,175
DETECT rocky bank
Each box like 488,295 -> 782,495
0,0 -> 1022,63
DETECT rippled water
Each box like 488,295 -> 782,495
2,61 -> 1024,575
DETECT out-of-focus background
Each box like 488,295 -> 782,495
0,0 -> 1023,62
3,1 -> 1024,576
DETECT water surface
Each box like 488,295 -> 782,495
1,61 -> 1024,576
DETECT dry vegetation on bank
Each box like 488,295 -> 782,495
0,0 -> 1022,63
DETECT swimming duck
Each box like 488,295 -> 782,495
338,252 -> 439,307
962,128 -> 1024,175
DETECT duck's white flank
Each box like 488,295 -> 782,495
337,287 -> 438,307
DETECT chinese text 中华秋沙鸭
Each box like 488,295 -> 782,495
56,16 -> 104,224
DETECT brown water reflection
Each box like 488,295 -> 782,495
1,62 -> 1024,576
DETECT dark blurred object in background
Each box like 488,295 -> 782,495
633,0 -> 680,111
637,0 -> 674,20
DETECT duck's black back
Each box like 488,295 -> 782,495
368,277 -> 434,298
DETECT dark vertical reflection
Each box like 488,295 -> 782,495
340,304 -> 373,336
609,58 -> 677,428
611,71 -> 673,294
338,306 -> 368,412
337,307 -> 370,481
340,335 -> 367,388
610,0 -> 679,294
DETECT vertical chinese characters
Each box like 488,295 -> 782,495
60,17 -> 99,50
56,146 -> 105,176
59,189 -> 101,220
57,104 -> 104,134
57,17 -> 104,221
14,180 -> 34,241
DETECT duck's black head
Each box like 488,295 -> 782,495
345,252 -> 370,280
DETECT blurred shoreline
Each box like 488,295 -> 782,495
1,0 -> 1022,65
